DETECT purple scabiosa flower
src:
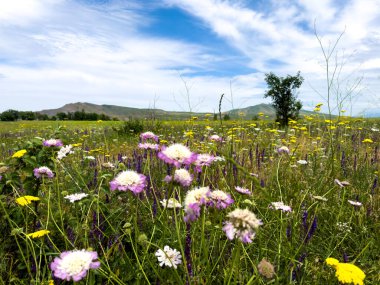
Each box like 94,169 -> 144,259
33,166 -> 54,178
50,249 -> 100,281
235,186 -> 252,195
57,145 -> 74,160
138,143 -> 159,150
110,170 -> 147,194
277,146 -> 290,154
194,153 -> 215,172
223,208 -> 262,243
163,175 -> 172,183
183,186 -> 210,223
43,139 -> 63,147
208,190 -> 234,209
158,143 -> 197,168
174,169 -> 193,187
269,201 -> 292,213
140,131 -> 159,142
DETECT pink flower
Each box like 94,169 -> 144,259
33,166 -> 54,178
50,249 -> 100,281
138,143 -> 159,150
269,201 -> 292,212
235,186 -> 252,195
277,146 -> 290,154
209,134 -> 222,142
194,153 -> 215,172
208,190 -> 234,209
140,131 -> 159,142
174,169 -> 193,187
43,139 -> 63,147
110,170 -> 147,194
158,143 -> 197,168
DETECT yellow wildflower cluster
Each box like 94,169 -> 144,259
325,258 -> 365,285
26,229 -> 50,239
12,149 -> 27,158
15,196 -> 40,206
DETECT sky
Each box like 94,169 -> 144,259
0,0 -> 379,116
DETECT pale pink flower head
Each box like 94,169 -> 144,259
43,139 -> 63,147
235,186 -> 252,195
183,186 -> 211,222
222,208 -> 262,243
110,170 -> 147,194
158,143 -> 197,168
50,249 -> 100,281
269,201 -> 292,213
194,153 -> 215,172
33,166 -> 54,178
174,168 -> 193,187
208,190 -> 234,209
138,143 -> 159,150
209,134 -> 222,142
140,131 -> 159,142
277,146 -> 290,155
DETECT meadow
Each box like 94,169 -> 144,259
0,114 -> 379,284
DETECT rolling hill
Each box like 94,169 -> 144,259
39,102 -> 319,120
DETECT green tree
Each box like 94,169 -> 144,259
264,71 -> 304,127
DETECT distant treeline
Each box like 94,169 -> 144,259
0,109 -> 117,121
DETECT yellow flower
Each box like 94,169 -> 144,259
362,139 -> 373,143
12,149 -> 27,158
71,143 -> 82,147
26,229 -> 50,238
314,107 -> 321,112
326,258 -> 365,285
15,196 -> 40,206
258,112 -> 264,117
48,280 -> 54,285
315,103 -> 323,108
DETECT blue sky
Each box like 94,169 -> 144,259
0,0 -> 379,115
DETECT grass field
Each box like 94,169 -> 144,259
0,115 -> 379,284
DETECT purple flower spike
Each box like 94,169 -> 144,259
110,170 -> 147,194
33,166 -> 54,178
50,249 -> 100,281
43,139 -> 63,147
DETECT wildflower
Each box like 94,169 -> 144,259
33,166 -> 54,178
336,222 -> 352,232
26,229 -> 50,238
15,195 -> 40,206
160,198 -> 182,208
334,179 -> 350,187
183,187 -> 210,222
325,257 -> 365,285
64,193 -> 88,203
234,186 -> 252,195
194,153 -> 215,172
43,139 -> 63,147
174,168 -> 193,187
208,190 -> 234,209
50,249 -> 100,281
84,156 -> 96,160
362,138 -> 373,143
297,160 -> 308,165
101,162 -> 115,169
209,134 -> 222,142
110,170 -> 147,194
57,145 -> 74,160
12,149 -> 27,158
258,258 -> 275,279
223,208 -> 262,243
270,201 -> 292,212
348,200 -> 362,207
140,131 -> 159,142
138,143 -> 159,150
277,146 -> 290,154
158,143 -> 197,167
155,246 -> 182,269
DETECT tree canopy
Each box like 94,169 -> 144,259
264,71 -> 304,127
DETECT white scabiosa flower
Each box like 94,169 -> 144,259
160,198 -> 182,208
155,246 -> 182,269
57,145 -> 74,160
110,170 -> 147,194
269,201 -> 292,212
174,168 -> 193,187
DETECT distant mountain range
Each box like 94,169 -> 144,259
39,102 -> 321,120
